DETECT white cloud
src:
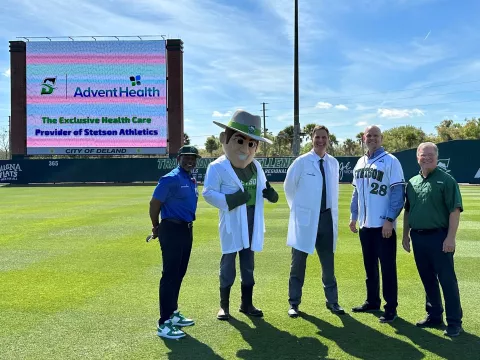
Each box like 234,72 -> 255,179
356,121 -> 367,126
377,108 -> 425,119
2,69 -> 10,77
315,102 -> 348,110
315,102 -> 333,109
212,111 -> 232,118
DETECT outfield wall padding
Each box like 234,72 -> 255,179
1,140 -> 479,185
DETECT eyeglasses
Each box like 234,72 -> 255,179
235,138 -> 258,148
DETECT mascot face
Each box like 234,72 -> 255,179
220,130 -> 259,169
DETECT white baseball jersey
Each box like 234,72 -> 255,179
352,151 -> 405,228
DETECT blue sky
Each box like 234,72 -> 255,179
1,0 -> 480,148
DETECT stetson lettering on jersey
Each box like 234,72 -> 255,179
354,168 -> 384,182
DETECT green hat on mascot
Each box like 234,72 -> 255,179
213,110 -> 273,144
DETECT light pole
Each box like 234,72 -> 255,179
292,0 -> 301,157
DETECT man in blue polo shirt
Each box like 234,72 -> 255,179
149,145 -> 201,340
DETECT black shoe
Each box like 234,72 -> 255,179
352,302 -> 380,313
217,307 -> 230,320
416,315 -> 444,328
217,287 -> 231,320
239,304 -> 264,317
379,311 -> 397,323
288,305 -> 299,318
239,285 -> 263,317
326,302 -> 345,315
444,325 -> 463,337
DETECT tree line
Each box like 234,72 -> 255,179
197,118 -> 480,158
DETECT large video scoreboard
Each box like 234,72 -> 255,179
26,40 -> 167,155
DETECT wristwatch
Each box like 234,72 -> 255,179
386,217 -> 394,222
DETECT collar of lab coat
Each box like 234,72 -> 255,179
307,151 -> 333,174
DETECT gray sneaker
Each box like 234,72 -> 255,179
288,305 -> 299,318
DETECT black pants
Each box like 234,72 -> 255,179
158,220 -> 193,324
411,228 -> 462,327
359,227 -> 398,312
289,209 -> 338,305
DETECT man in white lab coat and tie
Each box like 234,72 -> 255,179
284,125 -> 344,317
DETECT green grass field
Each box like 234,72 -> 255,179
1,184 -> 479,359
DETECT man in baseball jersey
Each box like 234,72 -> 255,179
349,125 -> 405,323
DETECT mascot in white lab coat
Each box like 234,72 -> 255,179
203,110 -> 278,320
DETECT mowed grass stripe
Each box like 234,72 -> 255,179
1,184 -> 479,359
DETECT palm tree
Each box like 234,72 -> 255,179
302,123 -> 317,140
328,133 -> 339,156
343,138 -> 357,156
356,132 -> 364,145
205,136 -> 219,156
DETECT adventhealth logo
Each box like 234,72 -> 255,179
130,75 -> 141,86
73,75 -> 160,98
40,77 -> 57,95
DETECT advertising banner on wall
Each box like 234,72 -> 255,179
2,141 -> 479,185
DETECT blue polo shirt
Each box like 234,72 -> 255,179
152,166 -> 198,222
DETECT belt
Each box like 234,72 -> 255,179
163,218 -> 193,228
411,228 -> 446,235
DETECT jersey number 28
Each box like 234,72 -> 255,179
370,183 -> 387,196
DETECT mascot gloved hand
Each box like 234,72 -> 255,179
226,189 -> 252,211
262,181 -> 279,203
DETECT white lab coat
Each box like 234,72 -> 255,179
284,151 -> 339,254
202,155 -> 267,254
